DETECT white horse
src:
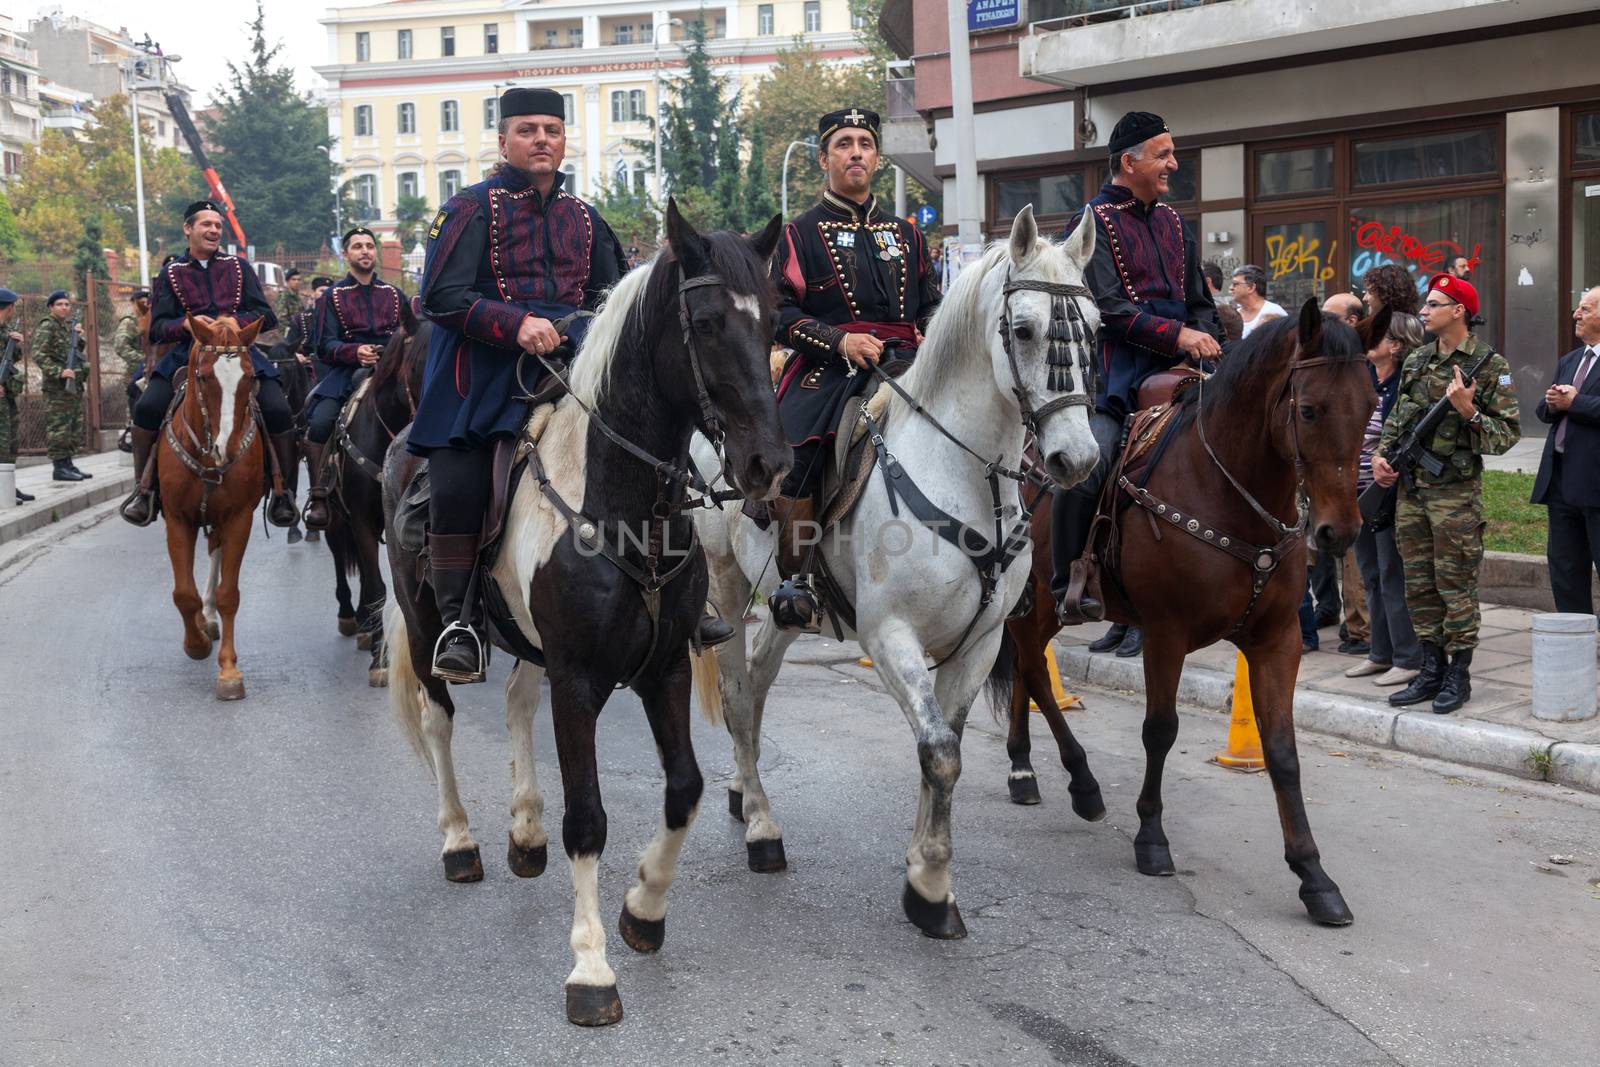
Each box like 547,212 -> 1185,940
691,206 -> 1103,937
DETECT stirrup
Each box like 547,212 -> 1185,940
119,488 -> 158,528
302,487 -> 333,531
432,621 -> 487,684
769,577 -> 821,634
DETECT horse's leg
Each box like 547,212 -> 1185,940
165,518 -> 210,661
355,511 -> 388,668
1246,638 -> 1354,926
201,534 -> 222,641
619,654 -> 705,953
549,673 -> 622,1026
330,519 -> 358,637
1034,697 -> 1106,822
866,620 -> 967,939
422,679 -> 481,881
1004,626 -> 1042,806
1133,630 -> 1186,876
212,510 -> 252,701
724,613 -> 798,871
505,660 -> 549,878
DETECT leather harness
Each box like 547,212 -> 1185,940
162,343 -> 273,528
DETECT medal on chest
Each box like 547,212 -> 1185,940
873,230 -> 902,262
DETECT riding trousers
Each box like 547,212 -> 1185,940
132,372 -> 293,435
426,445 -> 493,537
305,394 -> 343,445
1049,411 -> 1123,603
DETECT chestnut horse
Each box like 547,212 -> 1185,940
157,315 -> 271,700
1020,300 -> 1386,926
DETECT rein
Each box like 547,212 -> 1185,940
165,343 -> 260,527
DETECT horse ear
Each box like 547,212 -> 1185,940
1008,203 -> 1038,264
1062,207 -> 1095,271
186,315 -> 208,343
666,197 -> 711,277
1297,297 -> 1323,349
238,319 -> 262,347
400,293 -> 419,335
1355,304 -> 1392,352
749,213 -> 782,266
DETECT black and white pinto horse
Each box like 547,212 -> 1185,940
384,204 -> 789,1027
692,207 -> 1103,937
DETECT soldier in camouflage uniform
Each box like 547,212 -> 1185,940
113,288 -> 151,450
1372,274 -> 1520,713
275,268 -> 304,322
33,290 -> 90,483
0,286 -> 35,503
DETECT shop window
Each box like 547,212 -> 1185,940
1571,180 -> 1600,311
1256,145 -> 1333,199
1577,112 -> 1600,163
1348,195 -> 1499,332
994,171 -> 1085,221
1352,127 -> 1496,187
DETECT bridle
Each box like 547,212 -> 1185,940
166,342 -> 259,526
999,273 -> 1098,438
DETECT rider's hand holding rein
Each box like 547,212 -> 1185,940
838,332 -> 884,369
517,315 -> 562,357
357,344 -> 381,367
1177,325 -> 1221,361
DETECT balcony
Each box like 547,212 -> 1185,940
43,107 -> 89,134
0,39 -> 39,68
1020,0 -> 1597,88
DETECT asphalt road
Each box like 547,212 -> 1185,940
3,508 -> 1598,1066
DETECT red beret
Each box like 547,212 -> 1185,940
1427,273 -> 1478,318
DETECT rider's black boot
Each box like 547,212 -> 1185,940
769,495 -> 821,633
301,441 -> 332,530
120,427 -> 160,526
266,431 -> 300,528
430,532 -> 486,684
696,613 -> 735,648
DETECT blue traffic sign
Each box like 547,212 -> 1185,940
968,0 -> 1022,33
915,204 -> 938,227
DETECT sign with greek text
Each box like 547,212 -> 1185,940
969,0 -> 1023,33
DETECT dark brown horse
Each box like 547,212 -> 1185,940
1005,300 -> 1385,926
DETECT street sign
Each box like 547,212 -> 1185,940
968,0 -> 1023,33
915,205 -> 938,227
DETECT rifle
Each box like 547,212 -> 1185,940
0,332 -> 18,397
1358,347 -> 1497,528
64,314 -> 87,396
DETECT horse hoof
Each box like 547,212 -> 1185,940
565,984 -> 623,1027
1069,786 -> 1107,823
1008,774 -> 1042,806
902,881 -> 967,940
442,846 -> 483,883
1134,841 -> 1176,876
1302,888 -> 1355,927
205,620 -> 220,640
214,677 -> 246,701
727,787 -> 744,822
184,637 -> 212,661
507,836 -> 547,878
618,905 -> 665,953
356,631 -> 374,651
746,838 -> 787,873
337,616 -> 359,637
368,668 -> 387,688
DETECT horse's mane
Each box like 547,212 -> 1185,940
1173,311 -> 1364,423
370,317 -> 427,394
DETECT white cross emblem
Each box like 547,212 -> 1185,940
845,109 -> 866,126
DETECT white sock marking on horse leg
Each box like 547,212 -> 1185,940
1008,770 -> 1037,781
421,697 -> 475,855
202,545 -> 221,627
731,292 -> 762,325
623,806 -> 699,923
505,663 -> 548,851
735,616 -> 793,845
567,855 -> 617,989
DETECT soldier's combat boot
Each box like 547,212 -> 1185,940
1431,648 -> 1473,714
768,495 -> 821,634
430,532 -> 485,683
68,459 -> 91,478
1389,642 -> 1447,707
266,431 -> 301,528
120,427 -> 160,526
16,488 -> 35,504
301,441 -> 332,531
51,458 -> 83,482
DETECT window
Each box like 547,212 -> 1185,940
440,169 -> 463,201
613,23 -> 634,45
397,29 -> 412,59
641,22 -> 654,39
483,97 -> 498,129
714,16 -> 726,37
484,23 -> 499,54
633,160 -> 649,192
1353,126 -> 1497,187
355,31 -> 370,62
441,100 -> 459,133
1574,111 -> 1600,163
568,27 -> 583,46
562,163 -> 579,190
354,105 -> 373,137
545,28 -> 559,49
758,4 -> 774,34
611,90 -> 645,123
1256,145 -> 1334,199
993,171 -> 1085,221
157,119 -> 166,136
853,12 -> 869,29
441,26 -> 455,56
3,151 -> 21,178
804,1 -> 821,32
562,93 -> 577,125
351,174 -> 378,219
398,102 -> 416,135
398,172 -> 419,200
1348,195 -> 1499,325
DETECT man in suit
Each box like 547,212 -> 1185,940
1532,285 -> 1600,614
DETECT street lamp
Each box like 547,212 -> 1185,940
123,43 -> 179,287
651,18 -> 684,203
781,139 -> 818,219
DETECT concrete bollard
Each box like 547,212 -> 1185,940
0,463 -> 16,510
1530,613 -> 1597,722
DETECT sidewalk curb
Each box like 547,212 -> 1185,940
1057,647 -> 1578,791
0,467 -> 134,545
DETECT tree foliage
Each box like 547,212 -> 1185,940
73,217 -> 108,298
0,191 -> 22,259
645,12 -> 746,229
394,194 -> 432,252
588,176 -> 662,255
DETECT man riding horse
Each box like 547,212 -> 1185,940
301,228 -> 405,531
766,107 -> 942,632
1051,112 -> 1223,655
121,200 -> 300,528
409,87 -> 727,682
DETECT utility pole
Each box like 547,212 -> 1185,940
129,87 -> 149,287
946,0 -> 981,254
652,18 -> 683,205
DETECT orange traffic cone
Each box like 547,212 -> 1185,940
1214,651 -> 1265,770
858,657 -> 874,668
1030,645 -> 1082,712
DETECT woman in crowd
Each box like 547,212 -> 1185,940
1362,262 -> 1422,316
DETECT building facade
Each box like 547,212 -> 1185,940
885,0 -> 1600,430
0,15 -> 41,182
316,0 -> 868,242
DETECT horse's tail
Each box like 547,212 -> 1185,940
985,625 -> 1017,725
691,644 -> 724,728
386,599 -> 430,763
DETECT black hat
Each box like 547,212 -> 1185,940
132,287 -> 150,301
184,199 -> 222,221
46,289 -> 71,305
1108,111 -> 1169,160
0,287 -> 17,308
342,226 -> 377,249
311,276 -> 334,289
818,107 -> 880,148
499,87 -> 566,121
284,268 -> 300,280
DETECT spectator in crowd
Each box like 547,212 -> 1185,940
1530,285 -> 1600,615
1323,289 -> 1372,652
1322,292 -> 1364,326
1347,311 -> 1427,686
1215,302 -> 1243,345
1448,256 -> 1473,282
1202,260 -> 1227,304
0,286 -> 33,504
1229,265 -> 1285,338
1362,263 -> 1422,316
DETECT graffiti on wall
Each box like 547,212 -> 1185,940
1265,233 -> 1338,283
1351,218 -> 1481,274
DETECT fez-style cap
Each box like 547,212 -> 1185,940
499,87 -> 566,121
184,199 -> 222,221
311,276 -> 334,289
818,107 -> 880,148
1427,273 -> 1478,318
46,289 -> 70,305
0,287 -> 16,308
132,287 -> 150,301
284,268 -> 300,280
342,226 -> 377,249
1108,111 -> 1169,158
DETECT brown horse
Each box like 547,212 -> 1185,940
1014,299 -> 1386,926
157,315 -> 269,701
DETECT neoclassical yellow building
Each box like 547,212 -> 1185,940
316,0 -> 869,242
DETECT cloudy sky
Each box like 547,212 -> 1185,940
26,0 -> 375,103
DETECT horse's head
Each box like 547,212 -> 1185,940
663,198 -> 790,501
1278,298 -> 1384,555
186,315 -> 262,460
988,205 -> 1101,489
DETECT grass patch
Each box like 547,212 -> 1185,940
1482,470 -> 1545,555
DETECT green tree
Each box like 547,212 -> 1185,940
714,111 -> 745,230
73,217 -> 108,297
0,188 -> 27,258
589,176 -> 661,255
644,10 -> 744,221
394,194 -> 432,251
743,124 -> 776,229
205,1 -> 341,250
